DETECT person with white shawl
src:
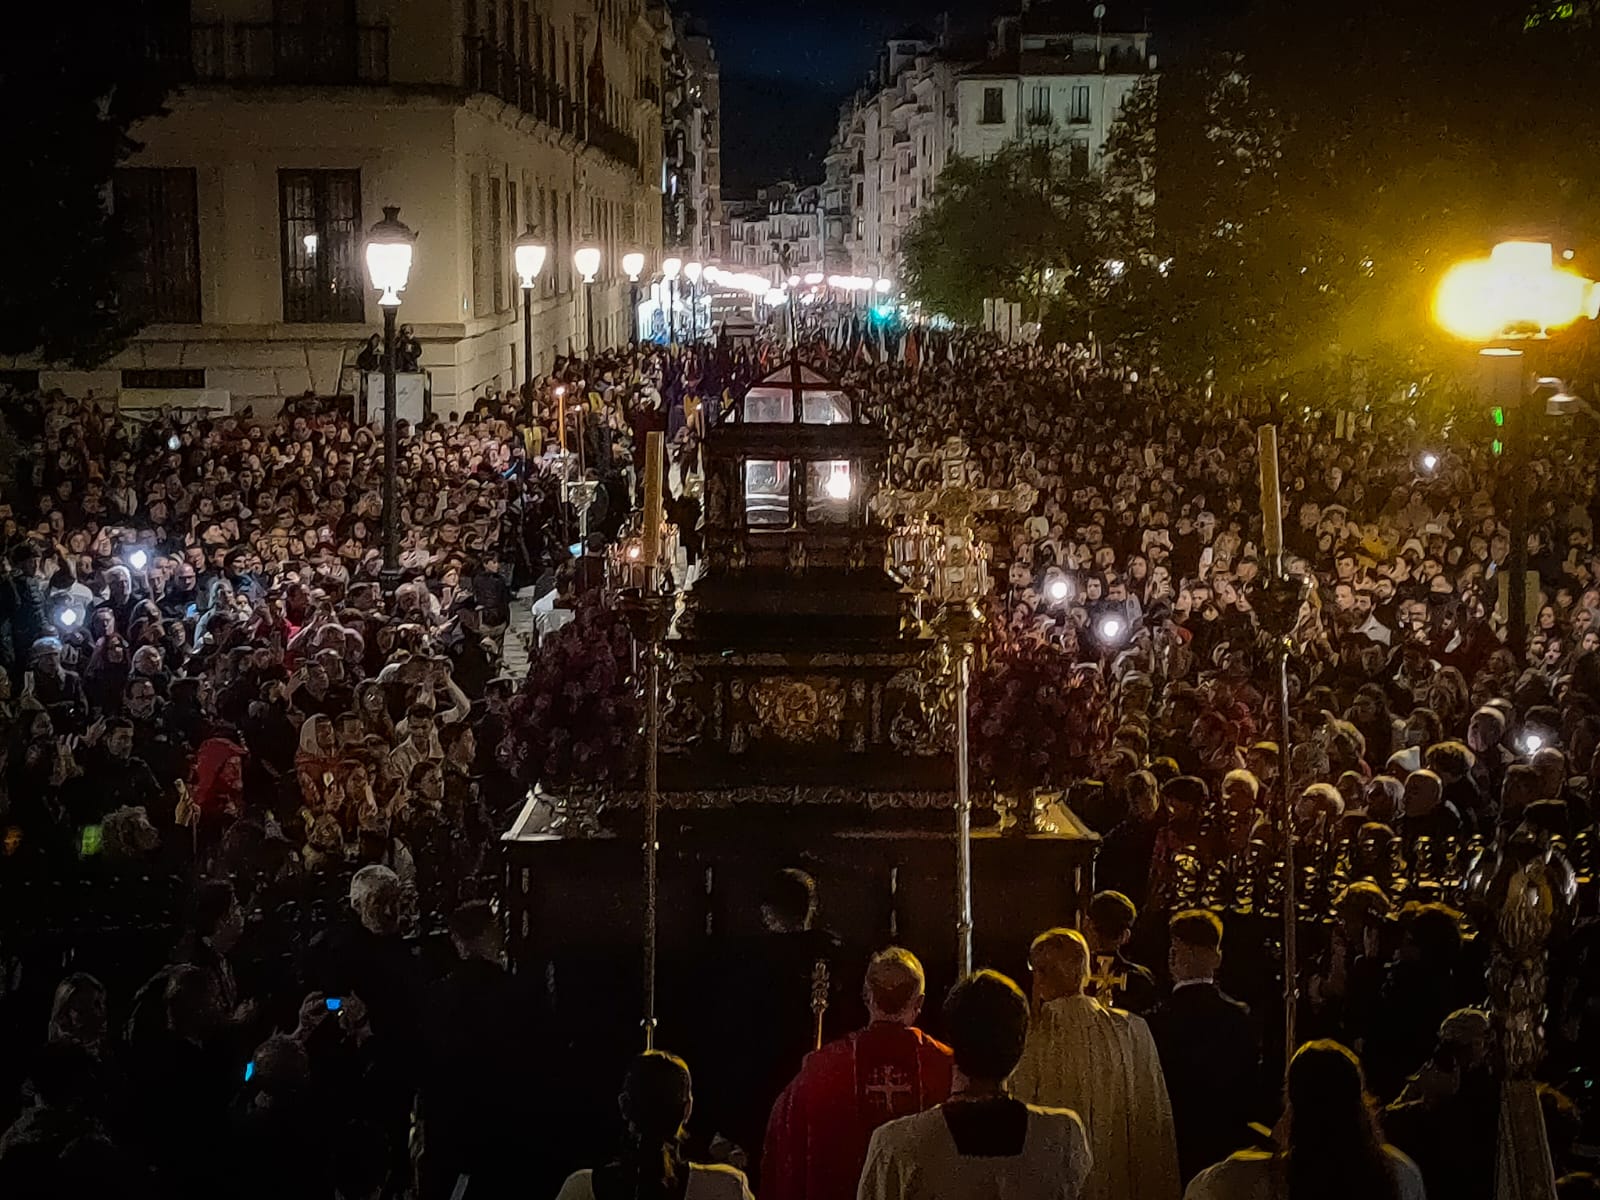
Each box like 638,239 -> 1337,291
1010,928 -> 1181,1200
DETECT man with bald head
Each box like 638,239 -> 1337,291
1398,767 -> 1462,847
1011,928 -> 1179,1200
763,947 -> 954,1200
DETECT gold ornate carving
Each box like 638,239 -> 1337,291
748,677 -> 846,742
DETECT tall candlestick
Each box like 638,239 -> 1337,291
1257,425 -> 1283,573
642,431 -> 664,586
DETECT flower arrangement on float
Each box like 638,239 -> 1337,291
966,612 -> 1111,814
499,592 -> 641,799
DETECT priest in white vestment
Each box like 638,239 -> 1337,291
1010,928 -> 1181,1200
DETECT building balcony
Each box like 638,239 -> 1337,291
463,36 -> 567,127
184,21 -> 390,85
587,114 -> 641,171
460,37 -> 636,168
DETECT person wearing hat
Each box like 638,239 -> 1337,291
1147,910 -> 1257,1184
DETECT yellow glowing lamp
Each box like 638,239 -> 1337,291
1434,240 -> 1600,341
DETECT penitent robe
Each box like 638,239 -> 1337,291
763,1021 -> 955,1200
1009,994 -> 1181,1200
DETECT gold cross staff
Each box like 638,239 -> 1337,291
874,437 -> 1037,603
873,436 -> 1037,977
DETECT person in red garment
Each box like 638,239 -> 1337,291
763,947 -> 954,1200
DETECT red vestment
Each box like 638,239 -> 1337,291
761,1021 -> 954,1200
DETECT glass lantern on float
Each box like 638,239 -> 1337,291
606,516 -> 680,595
889,518 -> 942,626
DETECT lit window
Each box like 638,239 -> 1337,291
801,391 -> 851,424
806,460 -> 853,523
743,389 -> 793,422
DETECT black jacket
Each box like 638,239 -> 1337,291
1148,981 -> 1258,1183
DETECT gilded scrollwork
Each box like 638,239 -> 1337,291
748,676 -> 846,742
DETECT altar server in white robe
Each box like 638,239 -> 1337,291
859,969 -> 1092,1200
1010,928 -> 1181,1200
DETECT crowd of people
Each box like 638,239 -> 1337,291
0,325 -> 1597,1199
0,341 -> 747,1198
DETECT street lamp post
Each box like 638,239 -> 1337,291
1434,239 -> 1600,659
575,243 -> 601,354
623,251 -> 645,344
514,226 -> 548,392
661,256 -> 681,345
363,205 -> 416,584
683,260 -> 703,342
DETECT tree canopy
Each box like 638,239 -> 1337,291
906,0 -> 1600,394
901,137 -> 1104,326
0,3 -> 178,367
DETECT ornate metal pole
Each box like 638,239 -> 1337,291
381,302 -> 400,578
1258,424 -> 1298,1071
937,605 -> 981,978
620,430 -> 669,1052
642,627 -> 661,1050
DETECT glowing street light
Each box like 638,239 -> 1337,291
574,244 -> 602,285
1434,240 -> 1599,342
514,229 -> 549,290
874,278 -> 892,294
363,205 -> 416,580
1432,238 -> 1600,658
574,243 -> 601,350
683,261 -> 704,340
514,227 -> 548,388
661,257 -> 682,343
622,251 -> 646,343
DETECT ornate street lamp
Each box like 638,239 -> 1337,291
1433,240 -> 1600,656
661,256 -> 682,344
514,226 -> 548,389
623,250 -> 646,343
683,260 -> 703,342
363,205 -> 416,580
574,243 -> 602,353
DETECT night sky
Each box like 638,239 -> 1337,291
694,0 -> 1238,193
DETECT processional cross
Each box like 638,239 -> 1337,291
874,437 -> 1037,604
872,437 -> 1037,977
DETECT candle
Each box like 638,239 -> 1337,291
642,431 -> 664,585
1257,424 -> 1283,570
